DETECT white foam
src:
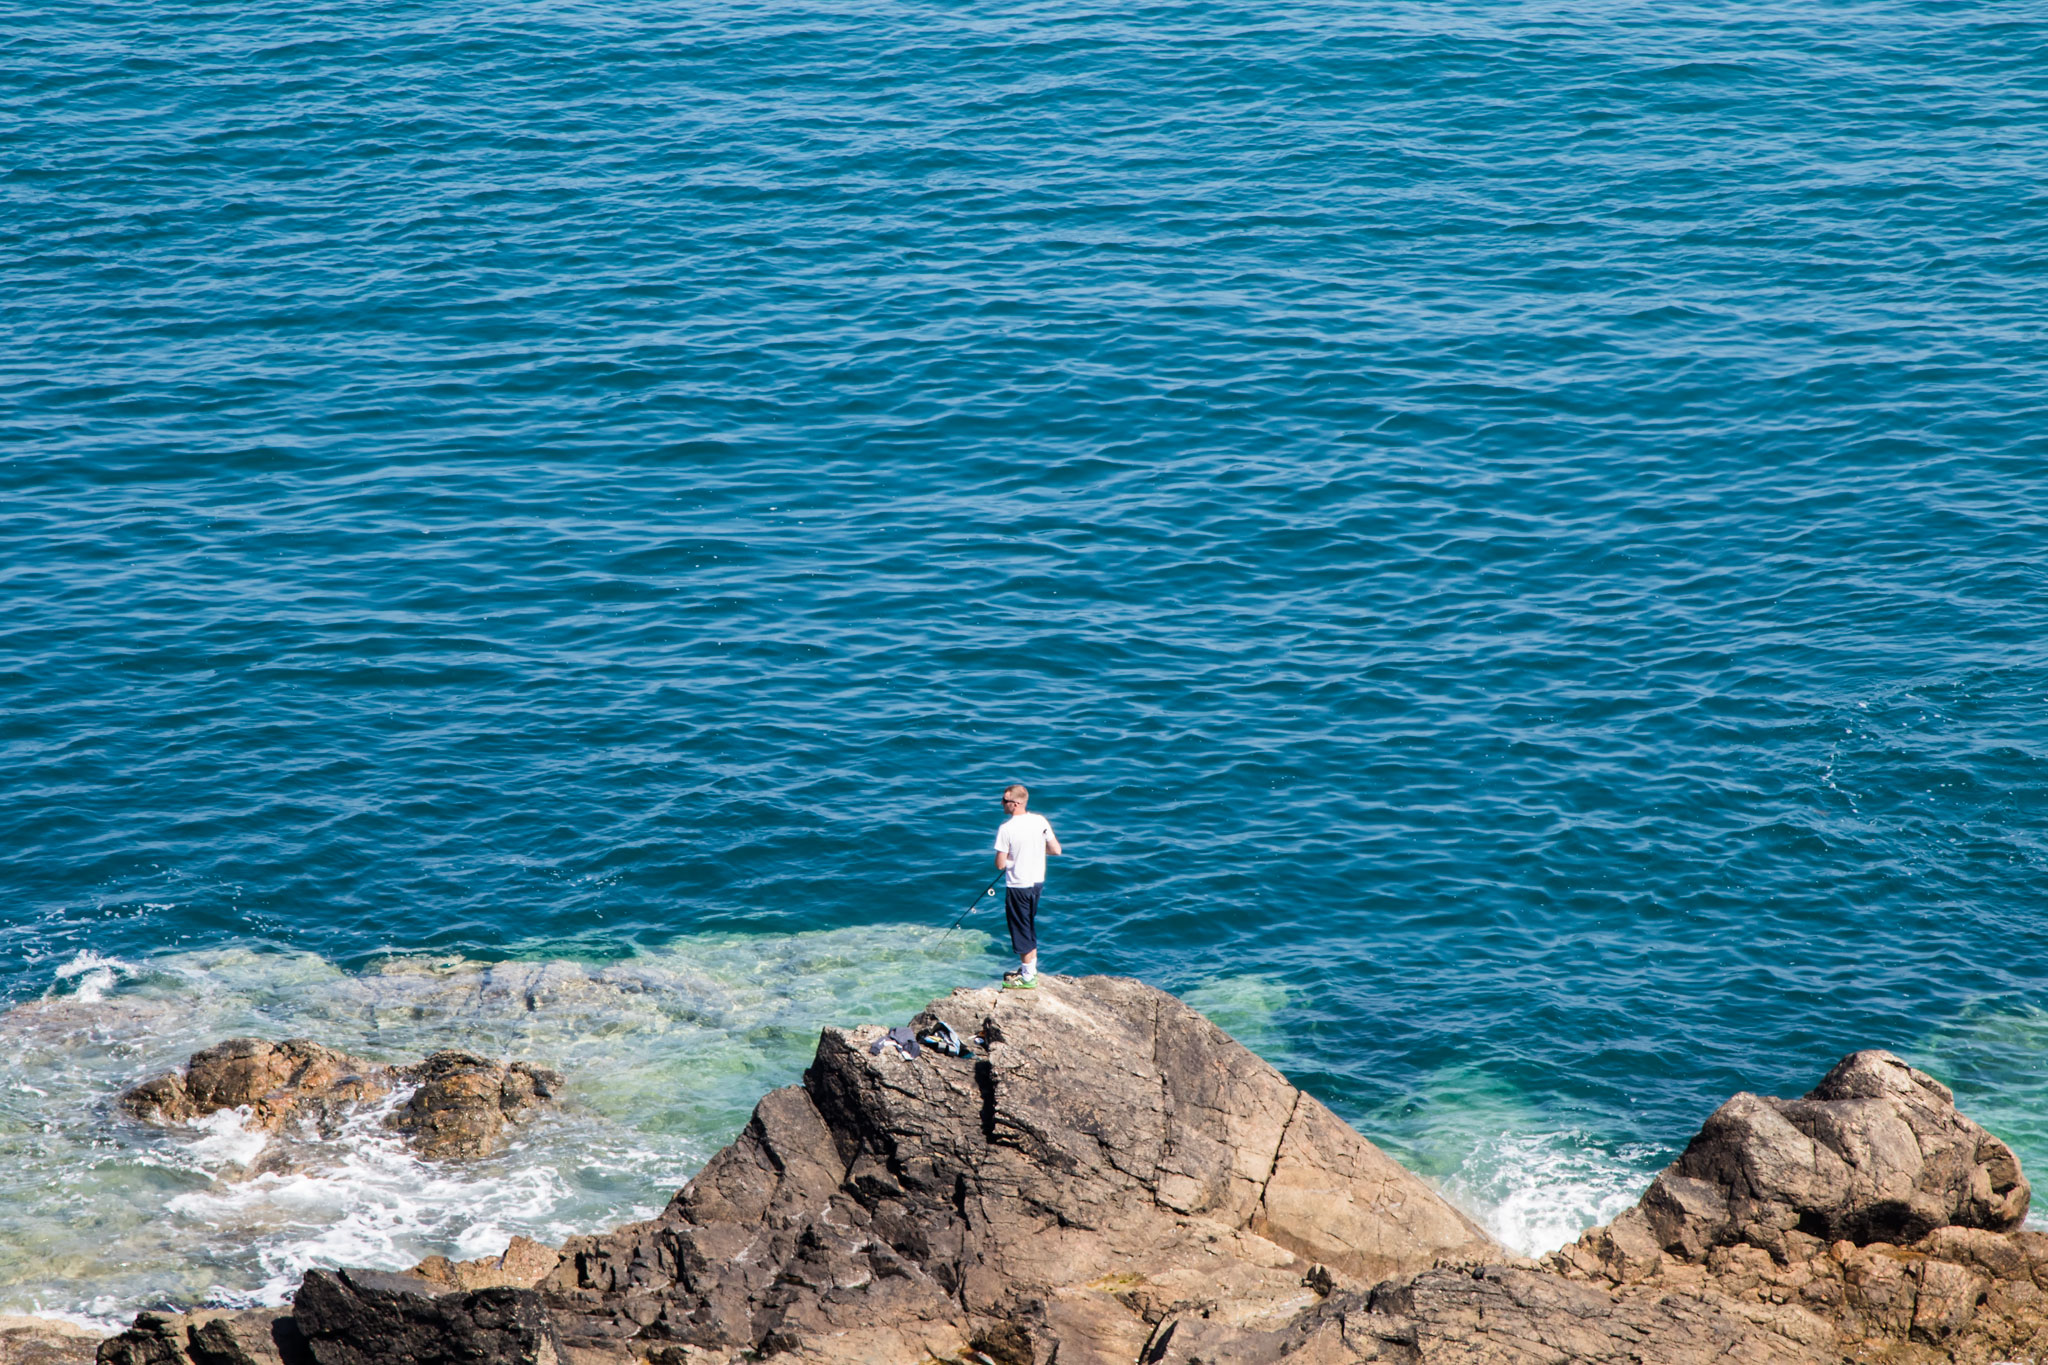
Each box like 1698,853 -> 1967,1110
52,951 -> 132,1004
181,1109 -> 272,1171
1442,1129 -> 1659,1257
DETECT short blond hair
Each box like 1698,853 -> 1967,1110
1003,783 -> 1029,801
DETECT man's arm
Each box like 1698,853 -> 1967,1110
1044,822 -> 1062,857
994,849 -> 1011,871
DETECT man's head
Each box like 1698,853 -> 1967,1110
1002,783 -> 1029,813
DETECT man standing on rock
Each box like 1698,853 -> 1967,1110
993,783 -> 1061,989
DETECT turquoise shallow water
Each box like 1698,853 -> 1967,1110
5,0 -> 2048,1320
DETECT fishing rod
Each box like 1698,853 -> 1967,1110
938,873 -> 1004,942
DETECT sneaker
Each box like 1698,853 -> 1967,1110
1002,969 -> 1023,983
1004,976 -> 1037,991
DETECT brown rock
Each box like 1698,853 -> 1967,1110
119,1041 -> 388,1135
535,974 -> 1493,1364
1638,1050 -> 2027,1259
413,1237 -> 564,1292
119,1042 -> 560,1160
0,1315 -> 103,1365
386,1054 -> 563,1160
1255,1093 -> 1495,1283
1911,1258 -> 1988,1344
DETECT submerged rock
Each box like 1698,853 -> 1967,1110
96,983 -> 2048,1365
118,1040 -> 562,1160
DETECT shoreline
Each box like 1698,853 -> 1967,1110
77,974 -> 2048,1365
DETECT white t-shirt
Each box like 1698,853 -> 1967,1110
993,812 -> 1054,888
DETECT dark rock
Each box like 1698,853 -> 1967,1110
967,1321 -> 1034,1365
292,1269 -> 559,1365
96,1314 -> 185,1365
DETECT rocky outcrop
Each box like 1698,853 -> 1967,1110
95,987 -> 2048,1365
292,1270 -> 559,1365
535,973 -> 1495,1364
1527,1048 -> 2047,1365
1634,1050 -> 2027,1257
119,1041 -> 562,1160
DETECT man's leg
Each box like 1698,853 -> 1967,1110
1005,885 -> 1040,987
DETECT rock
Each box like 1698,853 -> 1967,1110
292,1269 -> 559,1365
185,1309 -> 305,1365
534,974 -> 1494,1364
119,1041 -> 388,1134
1636,1050 -> 2027,1259
118,1043 -> 561,1160
387,1054 -> 562,1160
0,1316 -> 103,1365
1360,1264 -> 1835,1363
412,1236 -> 563,1291
101,1002 -> 2048,1365
96,1314 -> 188,1365
95,1311 -> 309,1365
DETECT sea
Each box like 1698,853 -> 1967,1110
5,0 -> 2046,1329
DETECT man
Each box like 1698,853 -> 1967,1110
992,783 -> 1062,989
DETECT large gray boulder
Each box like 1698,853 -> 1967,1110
1635,1049 -> 2028,1259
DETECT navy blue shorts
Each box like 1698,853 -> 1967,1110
1004,883 -> 1042,956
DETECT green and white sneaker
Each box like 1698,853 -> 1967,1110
1003,976 -> 1038,990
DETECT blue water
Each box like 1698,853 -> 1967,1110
6,0 -> 2048,1317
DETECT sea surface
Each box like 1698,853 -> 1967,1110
5,0 -> 2047,1326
